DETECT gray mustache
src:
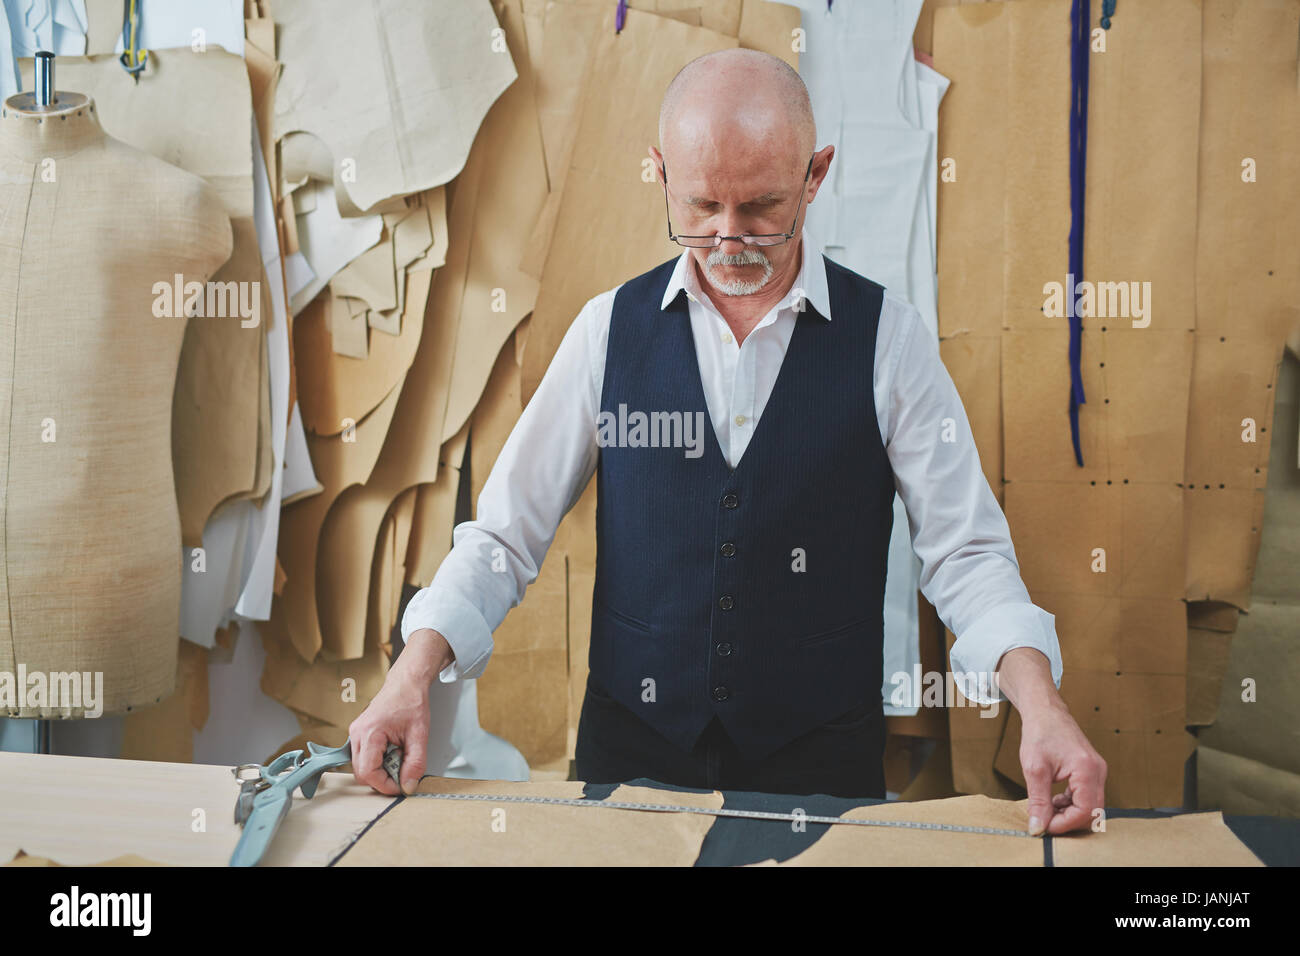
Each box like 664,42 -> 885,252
708,249 -> 769,266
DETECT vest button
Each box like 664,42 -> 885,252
712,686 -> 730,702
721,493 -> 738,509
720,541 -> 736,557
718,594 -> 734,610
716,642 -> 733,656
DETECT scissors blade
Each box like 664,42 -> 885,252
229,787 -> 293,867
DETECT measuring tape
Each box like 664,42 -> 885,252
401,791 -> 1038,838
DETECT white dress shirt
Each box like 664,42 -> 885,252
401,227 -> 1063,705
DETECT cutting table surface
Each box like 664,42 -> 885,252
1,751 -> 1294,866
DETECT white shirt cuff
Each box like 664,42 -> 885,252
400,587 -> 494,682
948,602 -> 1063,704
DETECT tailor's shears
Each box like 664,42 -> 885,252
229,738 -> 403,867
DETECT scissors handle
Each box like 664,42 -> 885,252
383,743 -> 403,787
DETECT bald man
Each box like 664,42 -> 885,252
351,49 -> 1106,836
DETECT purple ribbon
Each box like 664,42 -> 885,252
1066,0 -> 1090,466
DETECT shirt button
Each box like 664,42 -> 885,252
718,594 -> 734,610
721,493 -> 738,509
716,642 -> 733,657
712,686 -> 730,702
720,331 -> 732,344
720,541 -> 736,557
734,414 -> 747,426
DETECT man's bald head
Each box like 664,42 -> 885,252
653,49 -> 825,300
658,49 -> 815,179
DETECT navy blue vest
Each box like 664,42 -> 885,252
589,252 -> 895,762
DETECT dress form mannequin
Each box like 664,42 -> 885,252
0,61 -> 232,719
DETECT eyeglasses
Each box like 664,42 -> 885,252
661,153 -> 814,248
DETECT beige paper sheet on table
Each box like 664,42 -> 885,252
751,795 -> 1261,867
26,49 -> 264,547
1052,813 -> 1263,867
752,796 -> 1044,867
336,776 -> 723,866
5,850 -> 166,867
273,0 -> 517,215
0,755 -> 392,867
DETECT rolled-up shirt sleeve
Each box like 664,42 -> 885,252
880,296 -> 1063,704
400,295 -> 604,682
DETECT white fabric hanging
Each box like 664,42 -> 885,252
775,0 -> 950,715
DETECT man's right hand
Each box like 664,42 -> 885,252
348,628 -> 453,796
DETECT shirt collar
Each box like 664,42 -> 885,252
659,225 -> 832,321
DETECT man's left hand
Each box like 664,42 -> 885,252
1018,702 -> 1107,836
